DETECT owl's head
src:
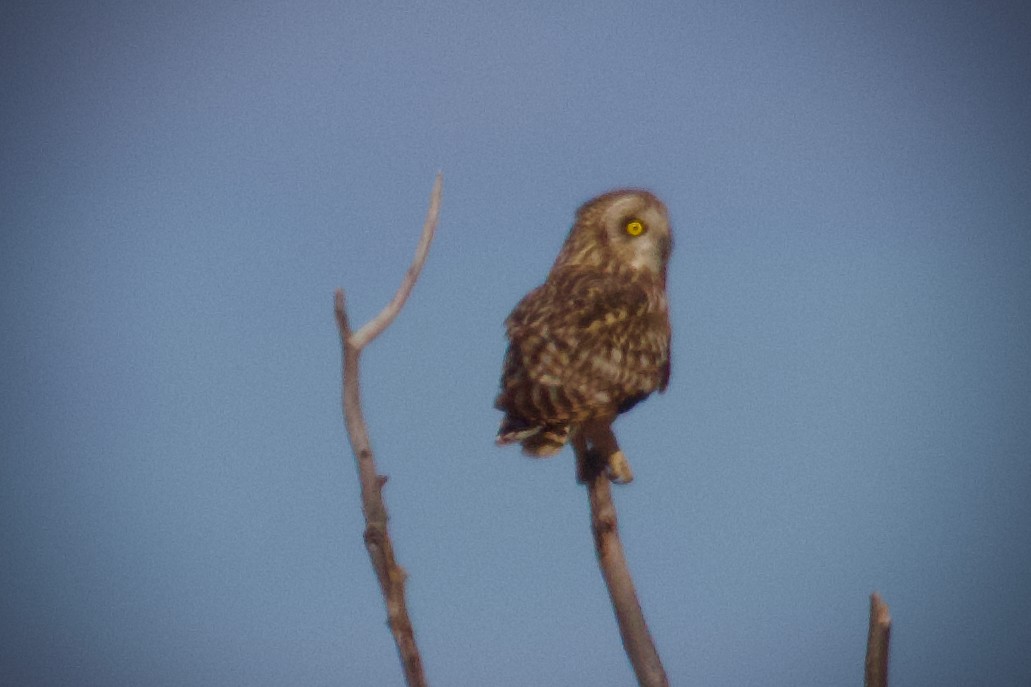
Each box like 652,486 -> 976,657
554,189 -> 672,280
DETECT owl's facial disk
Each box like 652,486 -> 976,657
602,195 -> 672,275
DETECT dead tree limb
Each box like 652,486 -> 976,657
573,435 -> 669,687
864,592 -> 891,687
333,173 -> 442,687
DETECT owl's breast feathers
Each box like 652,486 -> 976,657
495,267 -> 671,453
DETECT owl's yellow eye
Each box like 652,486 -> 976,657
625,220 -> 646,237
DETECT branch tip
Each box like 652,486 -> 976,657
350,174 -> 443,350
864,592 -> 891,687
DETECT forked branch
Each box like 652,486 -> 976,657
573,436 -> 669,687
334,173 -> 442,687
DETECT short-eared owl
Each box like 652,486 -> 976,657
495,189 -> 672,483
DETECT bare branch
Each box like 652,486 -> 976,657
350,173 -> 443,350
574,435 -> 669,687
864,592 -> 892,687
334,173 -> 443,687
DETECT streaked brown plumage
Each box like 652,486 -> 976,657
495,189 -> 672,483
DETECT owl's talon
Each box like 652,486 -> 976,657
606,450 -> 634,484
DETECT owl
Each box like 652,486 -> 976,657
495,189 -> 672,483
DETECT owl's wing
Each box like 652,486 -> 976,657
505,268 -> 670,416
505,270 -> 650,334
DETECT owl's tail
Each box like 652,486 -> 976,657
497,417 -> 634,483
496,416 -> 570,457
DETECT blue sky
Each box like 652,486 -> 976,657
2,2 -> 1029,685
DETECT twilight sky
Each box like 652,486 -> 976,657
2,2 -> 1030,685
